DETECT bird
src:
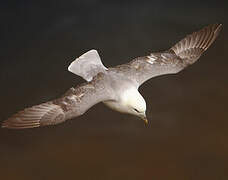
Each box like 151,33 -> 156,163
2,24 -> 221,129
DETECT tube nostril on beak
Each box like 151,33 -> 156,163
139,113 -> 148,125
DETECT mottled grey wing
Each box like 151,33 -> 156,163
114,24 -> 221,87
171,24 -> 222,63
2,74 -> 113,129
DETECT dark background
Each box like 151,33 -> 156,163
0,0 -> 228,179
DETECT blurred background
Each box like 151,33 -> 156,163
0,0 -> 228,179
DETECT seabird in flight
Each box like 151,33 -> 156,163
2,24 -> 222,129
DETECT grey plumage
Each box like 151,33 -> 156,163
171,24 -> 221,61
2,73 -> 115,129
112,24 -> 222,86
2,24 -> 221,129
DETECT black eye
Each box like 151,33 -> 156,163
133,108 -> 140,113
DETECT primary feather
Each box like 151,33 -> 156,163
171,23 -> 222,64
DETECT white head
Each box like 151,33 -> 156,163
103,88 -> 148,124
121,88 -> 148,124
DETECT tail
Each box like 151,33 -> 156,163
2,101 -> 65,129
68,49 -> 108,82
170,24 -> 222,64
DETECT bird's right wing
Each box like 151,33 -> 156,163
113,24 -> 221,87
2,73 -> 114,129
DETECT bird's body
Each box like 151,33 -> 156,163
2,24 -> 222,129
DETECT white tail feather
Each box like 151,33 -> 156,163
68,49 -> 108,81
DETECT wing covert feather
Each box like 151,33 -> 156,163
112,24 -> 221,86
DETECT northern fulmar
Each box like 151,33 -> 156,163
2,24 -> 222,129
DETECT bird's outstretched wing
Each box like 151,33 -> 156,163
2,73 -> 114,129
112,24 -> 222,87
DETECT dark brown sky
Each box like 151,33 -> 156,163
0,1 -> 228,179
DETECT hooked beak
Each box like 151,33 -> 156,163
140,113 -> 148,125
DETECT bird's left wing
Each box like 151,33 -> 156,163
2,73 -> 114,129
112,24 -> 221,87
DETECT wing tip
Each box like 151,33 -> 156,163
1,118 -> 41,129
171,23 -> 222,56
208,23 -> 222,35
1,102 -> 65,129
202,23 -> 222,50
214,23 -> 222,35
1,122 -> 7,128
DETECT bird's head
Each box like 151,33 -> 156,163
121,88 -> 148,124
